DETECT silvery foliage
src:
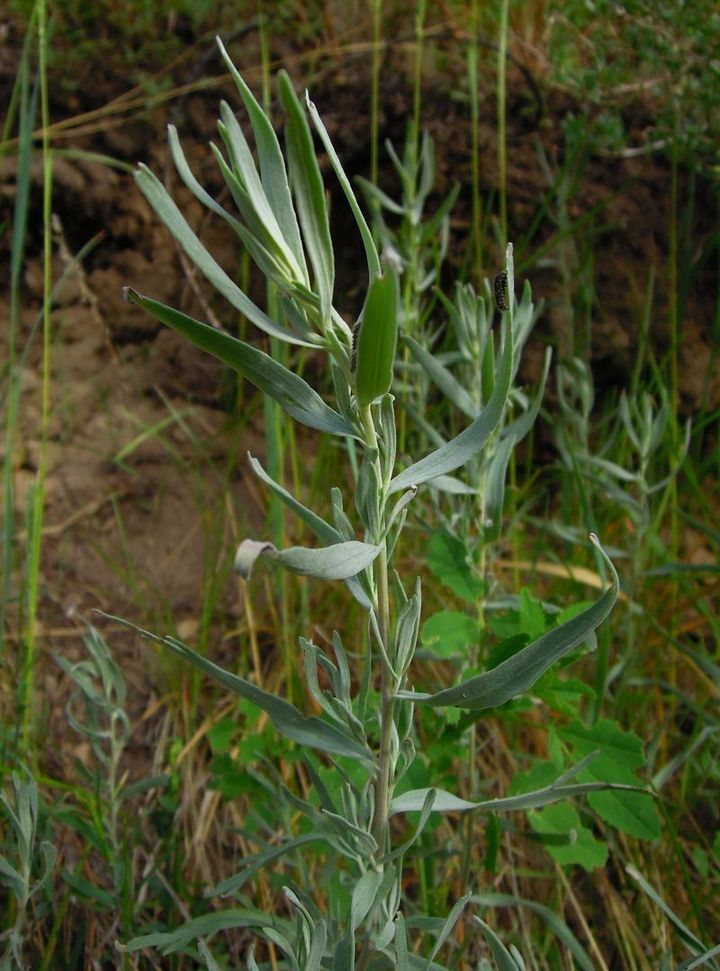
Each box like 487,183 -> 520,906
116,38 -> 633,968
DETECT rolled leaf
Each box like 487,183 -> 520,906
397,534 -> 618,709
122,290 -> 355,439
354,269 -> 399,407
100,613 -> 375,769
234,537 -> 382,580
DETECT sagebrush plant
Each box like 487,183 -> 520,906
112,38 -> 656,967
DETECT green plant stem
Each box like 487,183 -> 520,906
370,0 -> 382,187
360,404 -> 396,850
468,0 -> 482,281
21,0 -> 51,757
497,0 -> 509,247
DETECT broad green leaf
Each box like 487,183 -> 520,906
307,96 -> 381,280
427,531 -> 484,602
585,768 -> 660,839
397,535 -> 618,709
558,718 -> 646,772
233,537 -> 382,581
388,313 -> 512,494
354,269 -> 399,407
278,71 -> 334,325
421,611 -> 480,658
405,335 -> 478,419
122,290 -> 355,439
101,614 -> 375,770
527,803 -> 608,870
134,163 -> 310,346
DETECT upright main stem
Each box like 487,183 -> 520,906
360,405 -> 396,851
372,542 -> 395,849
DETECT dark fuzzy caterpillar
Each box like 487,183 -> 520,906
350,319 -> 361,373
493,270 -> 509,312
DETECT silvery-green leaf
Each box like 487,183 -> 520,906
134,164 -> 309,346
471,893 -> 595,971
210,833 -> 327,899
122,290 -> 354,439
263,928 -> 300,971
405,335 -> 478,419
99,614 -> 375,769
390,779 -> 643,816
307,96 -> 381,280
424,894 -> 472,969
351,870 -> 384,931
388,315 -> 512,494
216,39 -> 307,275
120,908 -> 284,955
427,475 -> 477,496
305,919 -> 328,971
394,914 -> 410,971
197,940 -> 223,971
474,918 -> 524,971
248,455 -> 371,608
278,71 -> 334,325
234,538 -> 382,581
396,535 -> 617,709
217,101 -> 304,281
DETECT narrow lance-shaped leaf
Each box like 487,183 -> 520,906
100,613 -> 376,770
397,534 -> 618,709
306,94 -> 381,280
278,71 -> 334,326
355,268 -> 399,407
134,163 -> 310,346
216,38 -> 307,276
122,290 -> 355,440
405,335 -> 479,419
388,312 -> 513,495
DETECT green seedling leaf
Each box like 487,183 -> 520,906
558,719 -> 660,839
122,290 -> 355,439
397,534 -> 617,709
100,614 -> 375,770
354,268 -> 399,407
427,531 -> 485,602
278,71 -> 334,325
421,611 -> 480,659
233,537 -> 382,581
134,164 -> 310,346
388,311 -> 512,494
